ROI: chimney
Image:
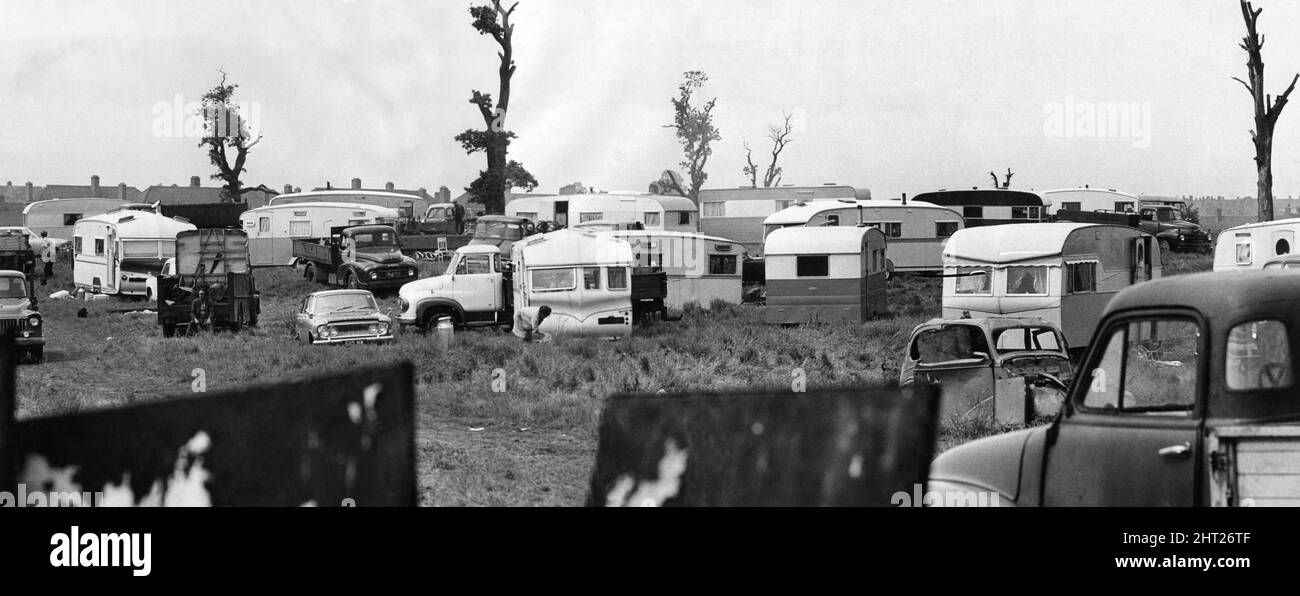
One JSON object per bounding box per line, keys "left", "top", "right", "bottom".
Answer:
{"left": 190, "top": 176, "right": 201, "bottom": 188}
{"left": 284, "top": 184, "right": 293, "bottom": 194}
{"left": 385, "top": 181, "right": 395, "bottom": 190}
{"left": 118, "top": 183, "right": 126, "bottom": 200}
{"left": 25, "top": 182, "right": 33, "bottom": 202}
{"left": 901, "top": 192, "right": 908, "bottom": 205}
{"left": 351, "top": 178, "right": 362, "bottom": 190}
{"left": 91, "top": 174, "right": 101, "bottom": 196}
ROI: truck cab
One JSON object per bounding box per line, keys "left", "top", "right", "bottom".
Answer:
{"left": 1136, "top": 205, "right": 1212, "bottom": 254}
{"left": 0, "top": 270, "right": 43, "bottom": 362}
{"left": 929, "top": 272, "right": 1300, "bottom": 506}
{"left": 396, "top": 245, "right": 511, "bottom": 331}
{"left": 297, "top": 225, "right": 419, "bottom": 290}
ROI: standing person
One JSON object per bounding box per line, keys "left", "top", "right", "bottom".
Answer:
{"left": 190, "top": 287, "right": 213, "bottom": 334}
{"left": 39, "top": 232, "right": 55, "bottom": 285}
{"left": 512, "top": 305, "right": 552, "bottom": 343}
{"left": 453, "top": 201, "right": 466, "bottom": 235}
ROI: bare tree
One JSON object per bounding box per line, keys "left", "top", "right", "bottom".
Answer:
{"left": 988, "top": 168, "right": 1014, "bottom": 189}
{"left": 1233, "top": 0, "right": 1298, "bottom": 222}
{"left": 743, "top": 113, "right": 795, "bottom": 188}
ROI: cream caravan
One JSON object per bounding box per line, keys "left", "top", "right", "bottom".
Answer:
{"left": 1042, "top": 188, "right": 1139, "bottom": 215}
{"left": 73, "top": 209, "right": 196, "bottom": 296}
{"left": 240, "top": 202, "right": 401, "bottom": 267}
{"left": 505, "top": 193, "right": 698, "bottom": 232}
{"left": 23, "top": 197, "right": 128, "bottom": 240}
{"left": 1212, "top": 218, "right": 1300, "bottom": 272}
{"left": 511, "top": 229, "right": 635, "bottom": 338}
{"left": 269, "top": 190, "right": 428, "bottom": 221}
{"left": 762, "top": 199, "right": 963, "bottom": 273}
{"left": 762, "top": 226, "right": 889, "bottom": 325}
{"left": 942, "top": 223, "right": 1160, "bottom": 351}
{"left": 597, "top": 230, "right": 746, "bottom": 310}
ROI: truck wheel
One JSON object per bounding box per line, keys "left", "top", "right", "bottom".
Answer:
{"left": 422, "top": 310, "right": 457, "bottom": 333}
{"left": 146, "top": 288, "right": 154, "bottom": 302}
{"left": 345, "top": 273, "right": 360, "bottom": 289}
{"left": 28, "top": 347, "right": 43, "bottom": 364}
{"left": 304, "top": 264, "right": 316, "bottom": 282}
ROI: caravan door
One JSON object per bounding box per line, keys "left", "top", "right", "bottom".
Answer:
{"left": 106, "top": 229, "right": 119, "bottom": 293}
{"left": 1271, "top": 229, "right": 1295, "bottom": 258}
{"left": 250, "top": 215, "right": 274, "bottom": 266}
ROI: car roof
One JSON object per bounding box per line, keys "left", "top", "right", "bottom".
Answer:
{"left": 1107, "top": 271, "right": 1300, "bottom": 317}
{"left": 918, "top": 316, "right": 1059, "bottom": 333}
{"left": 308, "top": 289, "right": 375, "bottom": 298}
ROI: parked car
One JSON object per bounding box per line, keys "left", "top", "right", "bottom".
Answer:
{"left": 294, "top": 289, "right": 393, "bottom": 345}
{"left": 928, "top": 271, "right": 1300, "bottom": 506}
{"left": 0, "top": 270, "right": 43, "bottom": 363}
{"left": 1262, "top": 252, "right": 1300, "bottom": 270}
{"left": 900, "top": 317, "right": 1071, "bottom": 425}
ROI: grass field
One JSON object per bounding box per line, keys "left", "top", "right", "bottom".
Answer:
{"left": 15, "top": 251, "right": 1214, "bottom": 506}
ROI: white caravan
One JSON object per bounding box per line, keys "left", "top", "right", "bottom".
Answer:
{"left": 762, "top": 199, "right": 963, "bottom": 273}
{"left": 23, "top": 197, "right": 129, "bottom": 241}
{"left": 239, "top": 202, "right": 401, "bottom": 267}
{"left": 505, "top": 193, "right": 698, "bottom": 232}
{"left": 1213, "top": 218, "right": 1300, "bottom": 272}
{"left": 597, "top": 230, "right": 746, "bottom": 309}
{"left": 73, "top": 209, "right": 196, "bottom": 296}
{"left": 1042, "top": 188, "right": 1140, "bottom": 215}
{"left": 269, "top": 190, "right": 429, "bottom": 221}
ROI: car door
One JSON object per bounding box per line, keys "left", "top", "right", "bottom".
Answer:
{"left": 908, "top": 324, "right": 997, "bottom": 419}
{"left": 1042, "top": 313, "right": 1203, "bottom": 506}
{"left": 451, "top": 254, "right": 499, "bottom": 316}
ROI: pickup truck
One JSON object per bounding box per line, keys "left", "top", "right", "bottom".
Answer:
{"left": 156, "top": 229, "right": 259, "bottom": 337}
{"left": 396, "top": 230, "right": 660, "bottom": 334}
{"left": 1055, "top": 206, "right": 1212, "bottom": 256}
{"left": 928, "top": 271, "right": 1300, "bottom": 506}
{"left": 294, "top": 225, "right": 419, "bottom": 290}
{"left": 0, "top": 270, "right": 43, "bottom": 362}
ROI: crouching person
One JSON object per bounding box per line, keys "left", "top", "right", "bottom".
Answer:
{"left": 513, "top": 305, "right": 552, "bottom": 343}
{"left": 190, "top": 286, "right": 213, "bottom": 334}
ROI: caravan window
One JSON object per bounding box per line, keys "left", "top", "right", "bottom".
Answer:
{"left": 607, "top": 267, "right": 628, "bottom": 290}
{"left": 122, "top": 240, "right": 159, "bottom": 258}
{"left": 63, "top": 213, "right": 82, "bottom": 226}
{"left": 579, "top": 212, "right": 602, "bottom": 223}
{"left": 963, "top": 206, "right": 983, "bottom": 219}
{"left": 1067, "top": 261, "right": 1098, "bottom": 294}
{"left": 679, "top": 212, "right": 692, "bottom": 226}
{"left": 936, "top": 221, "right": 960, "bottom": 238}
{"left": 954, "top": 267, "right": 992, "bottom": 295}
{"left": 1060, "top": 202, "right": 1081, "bottom": 212}
{"left": 644, "top": 212, "right": 661, "bottom": 227}
{"left": 796, "top": 256, "right": 829, "bottom": 277}
{"left": 289, "top": 221, "right": 311, "bottom": 237}
{"left": 515, "top": 211, "right": 537, "bottom": 221}
{"left": 708, "top": 254, "right": 738, "bottom": 275}
{"left": 1007, "top": 266, "right": 1048, "bottom": 295}
{"left": 701, "top": 202, "right": 725, "bottom": 218}
{"left": 1235, "top": 235, "right": 1253, "bottom": 266}
{"left": 94, "top": 238, "right": 105, "bottom": 256}
{"left": 74, "top": 237, "right": 83, "bottom": 255}
{"left": 258, "top": 217, "right": 271, "bottom": 233}
{"left": 879, "top": 222, "right": 902, "bottom": 238}
{"left": 531, "top": 268, "right": 575, "bottom": 292}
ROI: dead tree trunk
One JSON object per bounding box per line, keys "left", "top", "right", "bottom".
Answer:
{"left": 1235, "top": 1, "right": 1298, "bottom": 223}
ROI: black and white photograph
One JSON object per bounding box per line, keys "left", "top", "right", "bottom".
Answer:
{"left": 0, "top": 0, "right": 1297, "bottom": 580}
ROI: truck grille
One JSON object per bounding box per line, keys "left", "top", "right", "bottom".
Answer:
{"left": 0, "top": 319, "right": 31, "bottom": 335}
{"left": 375, "top": 269, "right": 408, "bottom": 280}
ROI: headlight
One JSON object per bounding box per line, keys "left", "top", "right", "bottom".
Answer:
{"left": 328, "top": 326, "right": 339, "bottom": 337}
{"left": 379, "top": 322, "right": 390, "bottom": 334}
{"left": 399, "top": 298, "right": 409, "bottom": 312}
{"left": 316, "top": 325, "right": 328, "bottom": 337}
{"left": 370, "top": 271, "right": 378, "bottom": 280}
{"left": 1179, "top": 234, "right": 1186, "bottom": 241}
{"left": 28, "top": 316, "right": 40, "bottom": 327}
{"left": 408, "top": 268, "right": 416, "bottom": 277}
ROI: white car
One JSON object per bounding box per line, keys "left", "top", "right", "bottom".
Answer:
{"left": 145, "top": 258, "right": 176, "bottom": 303}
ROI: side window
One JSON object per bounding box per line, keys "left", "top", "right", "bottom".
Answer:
{"left": 644, "top": 212, "right": 662, "bottom": 227}
{"left": 94, "top": 238, "right": 105, "bottom": 256}
{"left": 457, "top": 255, "right": 492, "bottom": 274}
{"left": 259, "top": 217, "right": 271, "bottom": 233}
{"left": 708, "top": 255, "right": 737, "bottom": 275}
{"left": 796, "top": 255, "right": 829, "bottom": 277}
{"left": 74, "top": 236, "right": 83, "bottom": 255}
{"left": 1067, "top": 261, "right": 1098, "bottom": 294}
{"left": 1226, "top": 320, "right": 1293, "bottom": 391}
{"left": 1083, "top": 319, "right": 1200, "bottom": 412}
{"left": 583, "top": 267, "right": 601, "bottom": 290}
{"left": 954, "top": 267, "right": 992, "bottom": 295}
{"left": 607, "top": 267, "right": 628, "bottom": 291}
{"left": 1235, "top": 235, "right": 1253, "bottom": 265}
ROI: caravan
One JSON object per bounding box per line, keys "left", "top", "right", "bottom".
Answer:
{"left": 239, "top": 202, "right": 401, "bottom": 267}
{"left": 912, "top": 189, "right": 1051, "bottom": 227}
{"left": 1043, "top": 188, "right": 1139, "bottom": 215}
{"left": 505, "top": 193, "right": 698, "bottom": 232}
{"left": 942, "top": 223, "right": 1159, "bottom": 351}
{"left": 23, "top": 198, "right": 128, "bottom": 241}
{"left": 269, "top": 190, "right": 429, "bottom": 221}
{"left": 1212, "top": 218, "right": 1300, "bottom": 272}
{"left": 762, "top": 226, "right": 889, "bottom": 325}
{"left": 73, "top": 209, "right": 196, "bottom": 296}
{"left": 762, "top": 199, "right": 963, "bottom": 273}
{"left": 597, "top": 230, "right": 746, "bottom": 309}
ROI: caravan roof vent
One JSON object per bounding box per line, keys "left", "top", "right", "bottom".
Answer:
{"left": 117, "top": 215, "right": 136, "bottom": 223}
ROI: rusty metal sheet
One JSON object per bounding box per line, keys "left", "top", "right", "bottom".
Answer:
{"left": 4, "top": 357, "right": 415, "bottom": 507}
{"left": 588, "top": 385, "right": 939, "bottom": 507}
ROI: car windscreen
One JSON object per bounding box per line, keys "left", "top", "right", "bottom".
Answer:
{"left": 994, "top": 326, "right": 1064, "bottom": 354}
{"left": 0, "top": 277, "right": 26, "bottom": 299}
{"left": 475, "top": 221, "right": 523, "bottom": 240}
{"left": 352, "top": 231, "right": 398, "bottom": 248}
{"left": 314, "top": 293, "right": 376, "bottom": 314}
{"left": 911, "top": 325, "right": 991, "bottom": 364}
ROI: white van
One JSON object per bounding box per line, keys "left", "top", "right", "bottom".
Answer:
{"left": 73, "top": 209, "right": 196, "bottom": 296}
{"left": 239, "top": 202, "right": 401, "bottom": 267}
{"left": 1212, "top": 218, "right": 1300, "bottom": 272}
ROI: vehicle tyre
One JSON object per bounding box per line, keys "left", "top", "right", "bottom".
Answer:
{"left": 345, "top": 272, "right": 360, "bottom": 289}
{"left": 146, "top": 288, "right": 154, "bottom": 302}
{"left": 29, "top": 347, "right": 43, "bottom": 364}
{"left": 304, "top": 264, "right": 316, "bottom": 282}
{"left": 422, "top": 309, "right": 457, "bottom": 333}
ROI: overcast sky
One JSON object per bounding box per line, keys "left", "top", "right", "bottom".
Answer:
{"left": 2, "top": 0, "right": 1299, "bottom": 199}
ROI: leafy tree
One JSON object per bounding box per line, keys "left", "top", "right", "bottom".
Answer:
{"left": 664, "top": 71, "right": 721, "bottom": 201}
{"left": 454, "top": 1, "right": 537, "bottom": 214}
{"left": 198, "top": 70, "right": 264, "bottom": 202}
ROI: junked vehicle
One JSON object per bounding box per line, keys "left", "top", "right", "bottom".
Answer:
{"left": 293, "top": 225, "right": 418, "bottom": 291}
{"left": 156, "top": 229, "right": 259, "bottom": 337}
{"left": 0, "top": 270, "right": 43, "bottom": 363}
{"left": 899, "top": 317, "right": 1071, "bottom": 425}
{"left": 928, "top": 271, "right": 1300, "bottom": 506}
{"left": 1262, "top": 253, "right": 1300, "bottom": 270}
{"left": 295, "top": 289, "right": 394, "bottom": 345}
